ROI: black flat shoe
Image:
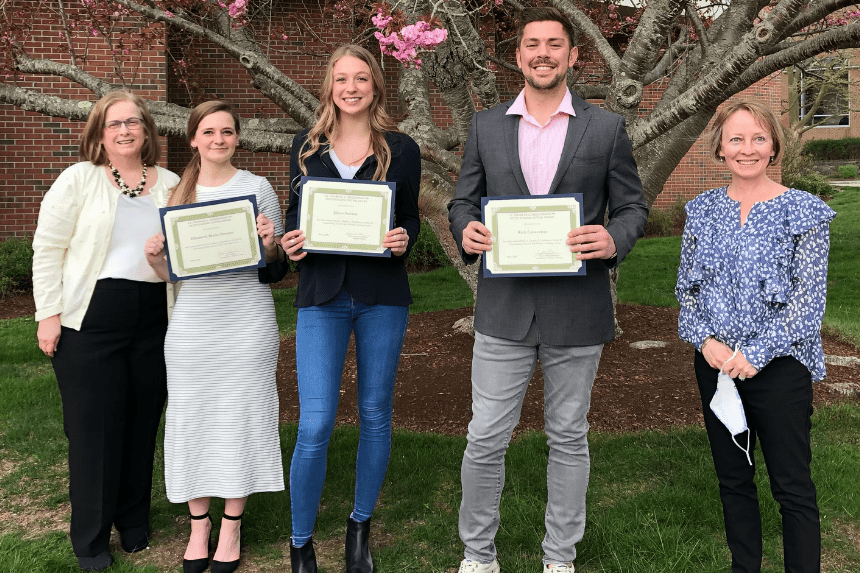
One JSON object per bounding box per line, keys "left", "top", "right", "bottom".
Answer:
{"left": 289, "top": 537, "right": 317, "bottom": 573}
{"left": 119, "top": 524, "right": 150, "bottom": 553}
{"left": 77, "top": 550, "right": 114, "bottom": 572}
{"left": 210, "top": 512, "right": 243, "bottom": 573}
{"left": 346, "top": 516, "right": 373, "bottom": 573}
{"left": 184, "top": 512, "right": 213, "bottom": 573}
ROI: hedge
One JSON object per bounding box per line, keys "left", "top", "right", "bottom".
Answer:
{"left": 802, "top": 137, "right": 860, "bottom": 161}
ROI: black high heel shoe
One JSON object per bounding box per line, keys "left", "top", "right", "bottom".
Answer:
{"left": 211, "top": 512, "right": 243, "bottom": 573}
{"left": 183, "top": 512, "right": 213, "bottom": 573}
{"left": 290, "top": 537, "right": 317, "bottom": 573}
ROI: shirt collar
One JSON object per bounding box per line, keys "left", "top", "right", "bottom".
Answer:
{"left": 506, "top": 88, "right": 576, "bottom": 123}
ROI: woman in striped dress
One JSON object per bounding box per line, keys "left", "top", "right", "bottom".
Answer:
{"left": 144, "top": 100, "right": 286, "bottom": 573}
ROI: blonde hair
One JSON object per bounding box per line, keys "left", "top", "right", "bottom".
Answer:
{"left": 708, "top": 100, "right": 784, "bottom": 164}
{"left": 297, "top": 44, "right": 398, "bottom": 184}
{"left": 79, "top": 90, "right": 160, "bottom": 166}
{"left": 169, "top": 100, "right": 241, "bottom": 206}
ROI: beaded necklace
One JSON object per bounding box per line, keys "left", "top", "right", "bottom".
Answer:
{"left": 109, "top": 162, "right": 148, "bottom": 197}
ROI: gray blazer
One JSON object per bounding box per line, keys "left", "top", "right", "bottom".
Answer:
{"left": 448, "top": 92, "right": 648, "bottom": 346}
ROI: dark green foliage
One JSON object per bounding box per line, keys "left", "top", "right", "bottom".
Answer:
{"left": 802, "top": 137, "right": 860, "bottom": 161}
{"left": 837, "top": 164, "right": 858, "bottom": 178}
{"left": 0, "top": 238, "right": 34, "bottom": 296}
{"left": 643, "top": 197, "right": 687, "bottom": 238}
{"left": 783, "top": 173, "right": 836, "bottom": 197}
{"left": 405, "top": 219, "right": 450, "bottom": 272}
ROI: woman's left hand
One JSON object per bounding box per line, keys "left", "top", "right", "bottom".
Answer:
{"left": 257, "top": 213, "right": 275, "bottom": 247}
{"left": 721, "top": 351, "right": 759, "bottom": 381}
{"left": 383, "top": 227, "right": 409, "bottom": 257}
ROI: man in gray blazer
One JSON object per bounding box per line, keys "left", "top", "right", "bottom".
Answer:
{"left": 448, "top": 7, "right": 648, "bottom": 573}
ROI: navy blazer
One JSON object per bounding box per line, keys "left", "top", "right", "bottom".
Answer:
{"left": 448, "top": 92, "right": 649, "bottom": 346}
{"left": 286, "top": 130, "right": 421, "bottom": 308}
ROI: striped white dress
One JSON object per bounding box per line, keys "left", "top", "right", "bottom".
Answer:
{"left": 164, "top": 170, "right": 285, "bottom": 502}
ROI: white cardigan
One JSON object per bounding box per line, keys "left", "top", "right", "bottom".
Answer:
{"left": 32, "top": 162, "right": 180, "bottom": 329}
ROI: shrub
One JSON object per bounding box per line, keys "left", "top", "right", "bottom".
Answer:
{"left": 801, "top": 137, "right": 860, "bottom": 161}
{"left": 782, "top": 130, "right": 815, "bottom": 185}
{"left": 406, "top": 220, "right": 450, "bottom": 272}
{"left": 784, "top": 173, "right": 836, "bottom": 197}
{"left": 644, "top": 196, "right": 688, "bottom": 238}
{"left": 837, "top": 164, "right": 858, "bottom": 178}
{"left": 0, "top": 237, "right": 34, "bottom": 297}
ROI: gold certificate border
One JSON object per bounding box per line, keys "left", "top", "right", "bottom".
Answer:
{"left": 166, "top": 201, "right": 259, "bottom": 278}
{"left": 300, "top": 180, "right": 392, "bottom": 254}
{"left": 485, "top": 199, "right": 582, "bottom": 275}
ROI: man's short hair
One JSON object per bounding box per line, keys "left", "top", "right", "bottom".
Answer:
{"left": 515, "top": 7, "right": 580, "bottom": 49}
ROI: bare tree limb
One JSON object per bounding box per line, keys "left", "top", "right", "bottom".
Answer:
{"left": 551, "top": 0, "right": 622, "bottom": 73}
{"left": 686, "top": 0, "right": 709, "bottom": 60}
{"left": 13, "top": 55, "right": 112, "bottom": 95}
{"left": 110, "top": 0, "right": 319, "bottom": 124}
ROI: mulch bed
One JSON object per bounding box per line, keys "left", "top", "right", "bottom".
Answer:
{"left": 4, "top": 292, "right": 858, "bottom": 435}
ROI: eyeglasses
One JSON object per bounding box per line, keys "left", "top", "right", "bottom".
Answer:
{"left": 104, "top": 117, "right": 143, "bottom": 131}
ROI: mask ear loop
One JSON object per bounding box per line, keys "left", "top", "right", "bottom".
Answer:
{"left": 719, "top": 344, "right": 753, "bottom": 466}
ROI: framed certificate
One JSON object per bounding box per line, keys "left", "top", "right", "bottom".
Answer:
{"left": 481, "top": 194, "right": 585, "bottom": 277}
{"left": 298, "top": 176, "right": 395, "bottom": 257}
{"left": 159, "top": 195, "right": 265, "bottom": 282}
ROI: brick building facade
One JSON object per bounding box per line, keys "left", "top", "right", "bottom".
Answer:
{"left": 0, "top": 4, "right": 783, "bottom": 237}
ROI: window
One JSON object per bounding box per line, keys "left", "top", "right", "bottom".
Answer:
{"left": 798, "top": 60, "right": 850, "bottom": 127}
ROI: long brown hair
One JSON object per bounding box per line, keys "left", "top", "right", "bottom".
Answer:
{"left": 297, "top": 44, "right": 398, "bottom": 184}
{"left": 169, "top": 100, "right": 241, "bottom": 206}
{"left": 79, "top": 90, "right": 160, "bottom": 166}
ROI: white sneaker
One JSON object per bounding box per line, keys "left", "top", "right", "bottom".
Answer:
{"left": 543, "top": 563, "right": 574, "bottom": 572}
{"left": 458, "top": 558, "right": 501, "bottom": 573}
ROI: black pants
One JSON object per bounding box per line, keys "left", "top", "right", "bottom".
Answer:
{"left": 695, "top": 352, "right": 820, "bottom": 573}
{"left": 52, "top": 279, "right": 168, "bottom": 559}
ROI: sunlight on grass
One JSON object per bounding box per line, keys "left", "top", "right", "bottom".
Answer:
{"left": 823, "top": 187, "right": 860, "bottom": 346}
{"left": 617, "top": 236, "right": 682, "bottom": 308}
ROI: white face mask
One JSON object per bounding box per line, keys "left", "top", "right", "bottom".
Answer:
{"left": 709, "top": 348, "right": 752, "bottom": 466}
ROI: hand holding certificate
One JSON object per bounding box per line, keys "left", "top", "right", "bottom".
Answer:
{"left": 481, "top": 194, "right": 585, "bottom": 277}
{"left": 297, "top": 176, "right": 395, "bottom": 256}
{"left": 159, "top": 195, "right": 265, "bottom": 281}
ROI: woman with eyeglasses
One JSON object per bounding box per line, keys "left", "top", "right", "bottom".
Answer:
{"left": 32, "top": 90, "right": 179, "bottom": 571}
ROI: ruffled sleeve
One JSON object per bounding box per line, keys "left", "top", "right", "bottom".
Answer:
{"left": 740, "top": 191, "right": 835, "bottom": 378}
{"left": 676, "top": 188, "right": 721, "bottom": 349}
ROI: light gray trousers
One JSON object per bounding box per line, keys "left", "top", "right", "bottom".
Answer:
{"left": 459, "top": 321, "right": 603, "bottom": 565}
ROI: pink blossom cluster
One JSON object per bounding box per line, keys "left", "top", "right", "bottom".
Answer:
{"left": 825, "top": 10, "right": 860, "bottom": 26}
{"left": 228, "top": 0, "right": 248, "bottom": 19}
{"left": 373, "top": 10, "right": 447, "bottom": 69}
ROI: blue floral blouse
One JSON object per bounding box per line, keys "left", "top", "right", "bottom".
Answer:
{"left": 676, "top": 187, "right": 836, "bottom": 381}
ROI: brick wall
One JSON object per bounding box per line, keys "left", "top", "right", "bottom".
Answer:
{"left": 0, "top": 9, "right": 169, "bottom": 237}
{"left": 0, "top": 4, "right": 787, "bottom": 236}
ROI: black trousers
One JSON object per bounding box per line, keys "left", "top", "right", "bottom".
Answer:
{"left": 695, "top": 352, "right": 820, "bottom": 573}
{"left": 51, "top": 279, "right": 168, "bottom": 559}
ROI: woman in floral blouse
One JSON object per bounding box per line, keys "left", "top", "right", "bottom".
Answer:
{"left": 676, "top": 100, "right": 835, "bottom": 573}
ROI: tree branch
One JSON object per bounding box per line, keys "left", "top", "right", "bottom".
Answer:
{"left": 551, "top": 0, "right": 622, "bottom": 73}
{"left": 622, "top": 0, "right": 687, "bottom": 81}
{"left": 0, "top": 84, "right": 295, "bottom": 152}
{"left": 13, "top": 55, "right": 112, "bottom": 95}
{"left": 111, "top": 0, "right": 318, "bottom": 125}
{"left": 734, "top": 22, "right": 860, "bottom": 95}
{"left": 628, "top": 0, "right": 809, "bottom": 148}
{"left": 686, "top": 0, "right": 709, "bottom": 60}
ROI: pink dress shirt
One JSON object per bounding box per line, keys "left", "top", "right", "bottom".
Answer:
{"left": 506, "top": 89, "right": 576, "bottom": 195}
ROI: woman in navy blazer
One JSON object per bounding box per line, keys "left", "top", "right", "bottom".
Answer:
{"left": 281, "top": 44, "right": 420, "bottom": 573}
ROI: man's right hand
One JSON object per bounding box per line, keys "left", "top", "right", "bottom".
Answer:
{"left": 463, "top": 221, "right": 493, "bottom": 255}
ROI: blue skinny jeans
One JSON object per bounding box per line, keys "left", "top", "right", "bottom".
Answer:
{"left": 290, "top": 290, "right": 408, "bottom": 546}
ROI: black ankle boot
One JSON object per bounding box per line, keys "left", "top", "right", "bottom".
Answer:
{"left": 345, "top": 516, "right": 373, "bottom": 573}
{"left": 290, "top": 538, "right": 317, "bottom": 573}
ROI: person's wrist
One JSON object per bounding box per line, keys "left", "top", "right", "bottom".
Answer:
{"left": 701, "top": 335, "right": 715, "bottom": 352}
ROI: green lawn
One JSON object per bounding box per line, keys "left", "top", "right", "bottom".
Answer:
{"left": 2, "top": 187, "right": 859, "bottom": 571}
